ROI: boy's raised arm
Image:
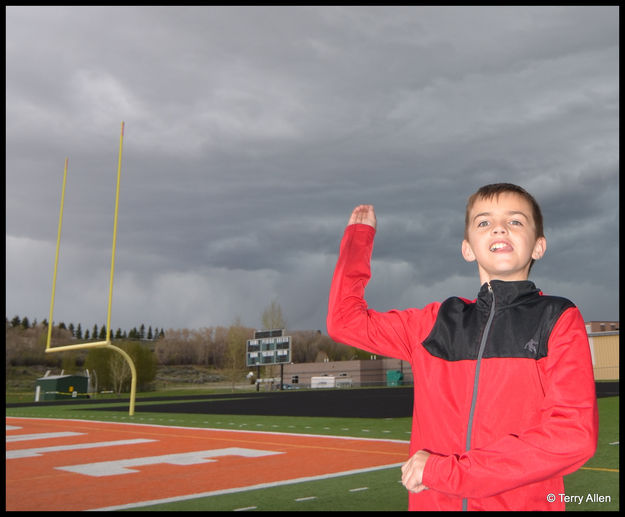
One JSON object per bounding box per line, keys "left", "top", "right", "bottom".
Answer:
{"left": 327, "top": 205, "right": 438, "bottom": 363}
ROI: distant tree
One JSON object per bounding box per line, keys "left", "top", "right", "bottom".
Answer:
{"left": 76, "top": 323, "right": 82, "bottom": 339}
{"left": 226, "top": 317, "right": 249, "bottom": 391}
{"left": 61, "top": 352, "right": 83, "bottom": 373}
{"left": 92, "top": 324, "right": 98, "bottom": 340}
{"left": 211, "top": 326, "right": 229, "bottom": 369}
{"left": 109, "top": 348, "right": 131, "bottom": 394}
{"left": 147, "top": 326, "right": 153, "bottom": 340}
{"left": 11, "top": 315, "right": 21, "bottom": 328}
{"left": 21, "top": 317, "right": 30, "bottom": 329}
{"left": 99, "top": 325, "right": 107, "bottom": 340}
{"left": 85, "top": 340, "right": 157, "bottom": 393}
{"left": 84, "top": 329, "right": 90, "bottom": 340}
{"left": 68, "top": 323, "right": 75, "bottom": 337}
{"left": 261, "top": 299, "right": 287, "bottom": 330}
{"left": 139, "top": 324, "right": 145, "bottom": 340}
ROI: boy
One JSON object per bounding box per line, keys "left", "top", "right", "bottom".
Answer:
{"left": 326, "top": 183, "right": 598, "bottom": 511}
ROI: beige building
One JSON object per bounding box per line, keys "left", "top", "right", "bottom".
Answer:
{"left": 585, "top": 322, "right": 619, "bottom": 381}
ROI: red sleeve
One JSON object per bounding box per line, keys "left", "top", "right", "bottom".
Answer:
{"left": 422, "top": 306, "right": 599, "bottom": 498}
{"left": 326, "top": 224, "right": 439, "bottom": 362}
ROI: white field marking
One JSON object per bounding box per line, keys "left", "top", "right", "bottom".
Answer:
{"left": 295, "top": 496, "right": 317, "bottom": 502}
{"left": 6, "top": 425, "right": 21, "bottom": 431}
{"left": 56, "top": 448, "right": 284, "bottom": 477}
{"left": 6, "top": 431, "right": 84, "bottom": 442}
{"left": 234, "top": 507, "right": 258, "bottom": 511}
{"left": 7, "top": 438, "right": 156, "bottom": 459}
{"left": 349, "top": 487, "right": 369, "bottom": 492}
{"left": 5, "top": 417, "right": 409, "bottom": 445}
{"left": 88, "top": 462, "right": 405, "bottom": 511}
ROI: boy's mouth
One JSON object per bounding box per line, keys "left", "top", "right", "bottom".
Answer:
{"left": 490, "top": 241, "right": 513, "bottom": 252}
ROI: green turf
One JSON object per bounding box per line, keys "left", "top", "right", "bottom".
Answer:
{"left": 563, "top": 395, "right": 619, "bottom": 511}
{"left": 6, "top": 394, "right": 618, "bottom": 511}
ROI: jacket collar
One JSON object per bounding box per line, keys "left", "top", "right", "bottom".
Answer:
{"left": 477, "top": 280, "right": 540, "bottom": 310}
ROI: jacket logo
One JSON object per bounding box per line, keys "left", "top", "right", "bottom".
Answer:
{"left": 523, "top": 338, "right": 538, "bottom": 354}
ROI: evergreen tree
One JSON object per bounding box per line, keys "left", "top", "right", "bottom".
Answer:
{"left": 76, "top": 323, "right": 83, "bottom": 339}
{"left": 92, "top": 324, "right": 98, "bottom": 340}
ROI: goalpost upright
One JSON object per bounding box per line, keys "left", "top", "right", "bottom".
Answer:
{"left": 45, "top": 121, "right": 137, "bottom": 416}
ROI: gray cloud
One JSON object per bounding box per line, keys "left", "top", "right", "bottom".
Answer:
{"left": 6, "top": 6, "right": 618, "bottom": 333}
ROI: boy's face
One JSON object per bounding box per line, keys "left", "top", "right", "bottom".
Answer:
{"left": 462, "top": 192, "right": 546, "bottom": 284}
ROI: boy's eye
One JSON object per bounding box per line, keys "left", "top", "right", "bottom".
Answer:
{"left": 509, "top": 220, "right": 522, "bottom": 226}
{"left": 477, "top": 220, "right": 489, "bottom": 227}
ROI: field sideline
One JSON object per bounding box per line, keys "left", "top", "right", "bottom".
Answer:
{"left": 5, "top": 389, "right": 619, "bottom": 511}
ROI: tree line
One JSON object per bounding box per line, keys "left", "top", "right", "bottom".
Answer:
{"left": 7, "top": 315, "right": 164, "bottom": 342}
{"left": 5, "top": 307, "right": 371, "bottom": 394}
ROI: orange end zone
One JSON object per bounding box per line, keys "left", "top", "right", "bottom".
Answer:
{"left": 6, "top": 417, "right": 409, "bottom": 511}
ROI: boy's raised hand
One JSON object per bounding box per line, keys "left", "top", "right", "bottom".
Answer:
{"left": 348, "top": 204, "right": 377, "bottom": 230}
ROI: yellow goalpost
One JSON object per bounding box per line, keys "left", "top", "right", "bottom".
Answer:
{"left": 45, "top": 121, "right": 137, "bottom": 416}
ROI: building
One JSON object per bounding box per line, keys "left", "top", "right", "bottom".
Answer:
{"left": 586, "top": 321, "right": 619, "bottom": 332}
{"left": 280, "top": 357, "right": 413, "bottom": 388}
{"left": 585, "top": 321, "right": 619, "bottom": 381}
{"left": 35, "top": 374, "right": 90, "bottom": 401}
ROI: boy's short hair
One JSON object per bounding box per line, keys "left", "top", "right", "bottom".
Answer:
{"left": 465, "top": 183, "right": 544, "bottom": 272}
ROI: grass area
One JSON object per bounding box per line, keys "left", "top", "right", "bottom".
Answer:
{"left": 564, "top": 395, "right": 619, "bottom": 511}
{"left": 5, "top": 392, "right": 618, "bottom": 511}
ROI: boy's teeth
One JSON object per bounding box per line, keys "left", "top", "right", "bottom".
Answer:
{"left": 490, "top": 243, "right": 507, "bottom": 251}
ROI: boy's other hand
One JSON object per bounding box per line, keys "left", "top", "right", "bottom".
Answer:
{"left": 348, "top": 204, "right": 377, "bottom": 230}
{"left": 401, "top": 449, "right": 431, "bottom": 494}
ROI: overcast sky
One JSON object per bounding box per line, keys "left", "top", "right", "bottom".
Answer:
{"left": 6, "top": 6, "right": 619, "bottom": 335}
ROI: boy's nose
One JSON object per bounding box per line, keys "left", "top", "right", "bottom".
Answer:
{"left": 492, "top": 223, "right": 507, "bottom": 234}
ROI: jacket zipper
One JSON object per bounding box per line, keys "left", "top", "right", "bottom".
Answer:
{"left": 462, "top": 282, "right": 496, "bottom": 511}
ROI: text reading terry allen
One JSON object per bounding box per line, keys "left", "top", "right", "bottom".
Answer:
{"left": 547, "top": 493, "right": 611, "bottom": 504}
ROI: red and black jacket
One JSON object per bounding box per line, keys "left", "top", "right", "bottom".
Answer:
{"left": 327, "top": 224, "right": 598, "bottom": 511}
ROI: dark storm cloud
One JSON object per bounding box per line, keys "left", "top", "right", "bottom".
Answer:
{"left": 6, "top": 6, "right": 618, "bottom": 332}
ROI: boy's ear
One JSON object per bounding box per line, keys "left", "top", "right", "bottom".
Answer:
{"left": 532, "top": 236, "right": 547, "bottom": 260}
{"left": 462, "top": 239, "right": 476, "bottom": 262}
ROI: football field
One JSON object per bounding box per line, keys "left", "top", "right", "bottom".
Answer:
{"left": 5, "top": 389, "right": 618, "bottom": 511}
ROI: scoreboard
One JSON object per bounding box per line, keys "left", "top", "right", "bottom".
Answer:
{"left": 246, "top": 329, "right": 291, "bottom": 366}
